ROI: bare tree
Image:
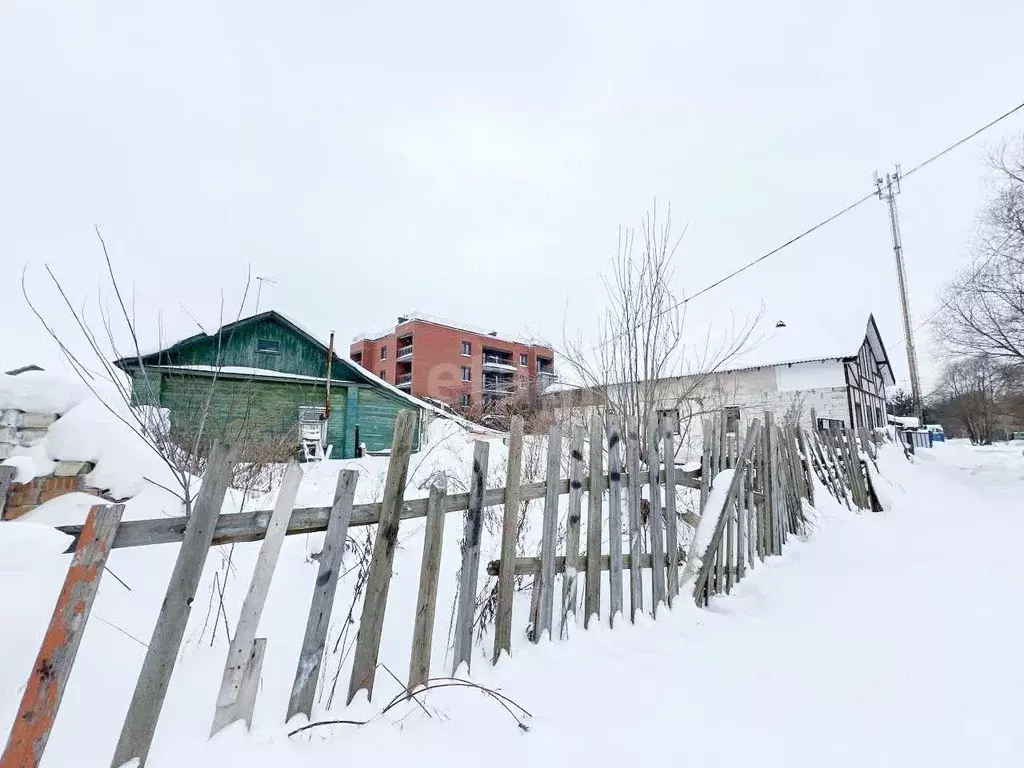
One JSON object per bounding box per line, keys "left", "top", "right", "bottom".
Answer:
{"left": 935, "top": 136, "right": 1024, "bottom": 364}
{"left": 22, "top": 230, "right": 285, "bottom": 515}
{"left": 931, "top": 355, "right": 1009, "bottom": 444}
{"left": 559, "top": 202, "right": 761, "bottom": 453}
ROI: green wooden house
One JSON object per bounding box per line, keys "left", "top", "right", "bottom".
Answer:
{"left": 115, "top": 311, "right": 423, "bottom": 459}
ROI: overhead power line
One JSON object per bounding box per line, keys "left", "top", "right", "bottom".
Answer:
{"left": 675, "top": 97, "right": 1024, "bottom": 311}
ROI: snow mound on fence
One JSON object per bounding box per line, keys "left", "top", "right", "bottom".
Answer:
{"left": 0, "top": 370, "right": 89, "bottom": 414}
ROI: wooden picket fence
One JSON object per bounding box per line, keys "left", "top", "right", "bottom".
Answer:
{"left": 1, "top": 408, "right": 886, "bottom": 768}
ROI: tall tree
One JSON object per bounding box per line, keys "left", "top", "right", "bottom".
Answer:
{"left": 935, "top": 135, "right": 1024, "bottom": 364}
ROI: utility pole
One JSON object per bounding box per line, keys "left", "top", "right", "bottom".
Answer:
{"left": 874, "top": 164, "right": 924, "bottom": 424}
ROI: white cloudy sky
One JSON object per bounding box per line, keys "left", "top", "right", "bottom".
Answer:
{"left": 3, "top": 1, "right": 1023, "bottom": 392}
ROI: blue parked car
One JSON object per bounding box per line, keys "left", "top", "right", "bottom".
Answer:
{"left": 926, "top": 424, "right": 946, "bottom": 443}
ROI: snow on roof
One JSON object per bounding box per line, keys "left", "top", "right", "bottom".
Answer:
{"left": 149, "top": 364, "right": 340, "bottom": 384}
{"left": 545, "top": 304, "right": 895, "bottom": 395}
{"left": 352, "top": 311, "right": 551, "bottom": 349}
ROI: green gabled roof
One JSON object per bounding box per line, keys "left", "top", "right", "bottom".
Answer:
{"left": 113, "top": 309, "right": 437, "bottom": 413}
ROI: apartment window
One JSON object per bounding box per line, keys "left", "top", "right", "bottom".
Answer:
{"left": 379, "top": 370, "right": 386, "bottom": 381}
{"left": 657, "top": 408, "right": 680, "bottom": 435}
{"left": 255, "top": 338, "right": 280, "bottom": 354}
{"left": 380, "top": 346, "right": 388, "bottom": 360}
{"left": 461, "top": 366, "right": 471, "bottom": 382}
{"left": 459, "top": 393, "right": 471, "bottom": 408}
{"left": 520, "top": 353, "right": 528, "bottom": 366}
{"left": 461, "top": 341, "right": 472, "bottom": 356}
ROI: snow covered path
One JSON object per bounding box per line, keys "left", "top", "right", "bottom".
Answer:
{"left": 4, "top": 442, "right": 1023, "bottom": 767}
{"left": 179, "top": 442, "right": 1024, "bottom": 768}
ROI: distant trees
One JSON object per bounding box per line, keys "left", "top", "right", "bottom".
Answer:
{"left": 929, "top": 355, "right": 1020, "bottom": 444}
{"left": 888, "top": 388, "right": 915, "bottom": 418}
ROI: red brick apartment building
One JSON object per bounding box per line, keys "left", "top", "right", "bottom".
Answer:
{"left": 350, "top": 313, "right": 555, "bottom": 412}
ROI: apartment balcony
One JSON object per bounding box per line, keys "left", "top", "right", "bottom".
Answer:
{"left": 538, "top": 371, "right": 558, "bottom": 390}
{"left": 397, "top": 344, "right": 413, "bottom": 361}
{"left": 482, "top": 353, "right": 517, "bottom": 373}
{"left": 396, "top": 373, "right": 413, "bottom": 389}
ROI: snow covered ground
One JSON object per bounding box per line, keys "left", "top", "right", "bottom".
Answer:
{"left": 3, "top": 437, "right": 1023, "bottom": 767}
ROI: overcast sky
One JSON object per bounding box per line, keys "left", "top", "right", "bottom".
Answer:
{"left": 3, "top": 1, "right": 1024, "bottom": 393}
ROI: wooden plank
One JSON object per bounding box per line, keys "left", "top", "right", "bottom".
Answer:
{"left": 0, "top": 464, "right": 16, "bottom": 519}
{"left": 231, "top": 637, "right": 267, "bottom": 731}
{"left": 795, "top": 427, "right": 816, "bottom": 507}
{"left": 488, "top": 551, "right": 672, "bottom": 578}
{"left": 646, "top": 409, "right": 666, "bottom": 613}
{"left": 584, "top": 414, "right": 603, "bottom": 629}
{"left": 213, "top": 460, "right": 303, "bottom": 735}
{"left": 605, "top": 414, "right": 624, "bottom": 627}
{"left": 718, "top": 410, "right": 727, "bottom": 473}
{"left": 662, "top": 415, "right": 680, "bottom": 604}
{"left": 725, "top": 493, "right": 736, "bottom": 594}
{"left": 699, "top": 419, "right": 712, "bottom": 511}
{"left": 57, "top": 467, "right": 702, "bottom": 554}
{"left": 1, "top": 504, "right": 123, "bottom": 768}
{"left": 625, "top": 415, "right": 644, "bottom": 622}
{"left": 493, "top": 417, "right": 524, "bottom": 663}
{"left": 287, "top": 469, "right": 359, "bottom": 721}
{"left": 560, "top": 424, "right": 585, "bottom": 639}
{"left": 735, "top": 468, "right": 746, "bottom": 582}
{"left": 534, "top": 424, "right": 562, "bottom": 643}
{"left": 692, "top": 420, "right": 761, "bottom": 603}
{"left": 347, "top": 410, "right": 416, "bottom": 703}
{"left": 452, "top": 439, "right": 490, "bottom": 673}
{"left": 746, "top": 466, "right": 756, "bottom": 569}
{"left": 111, "top": 442, "right": 237, "bottom": 768}
{"left": 409, "top": 475, "right": 448, "bottom": 686}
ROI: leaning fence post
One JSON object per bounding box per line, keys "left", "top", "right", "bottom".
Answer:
{"left": 493, "top": 417, "right": 524, "bottom": 662}
{"left": 605, "top": 415, "right": 624, "bottom": 627}
{"left": 533, "top": 424, "right": 562, "bottom": 642}
{"left": 1, "top": 503, "right": 124, "bottom": 768}
{"left": 213, "top": 460, "right": 303, "bottom": 735}
{"left": 452, "top": 439, "right": 491, "bottom": 673}
{"left": 111, "top": 442, "right": 237, "bottom": 768}
{"left": 624, "top": 415, "right": 644, "bottom": 622}
{"left": 584, "top": 413, "right": 604, "bottom": 629}
{"left": 560, "top": 424, "right": 585, "bottom": 639}
{"left": 645, "top": 409, "right": 667, "bottom": 613}
{"left": 288, "top": 468, "right": 359, "bottom": 722}
{"left": 347, "top": 410, "right": 416, "bottom": 703}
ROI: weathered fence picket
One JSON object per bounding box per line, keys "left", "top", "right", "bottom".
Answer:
{"left": 561, "top": 425, "right": 585, "bottom": 638}
{"left": 646, "top": 410, "right": 667, "bottom": 613}
{"left": 584, "top": 414, "right": 603, "bottom": 628}
{"left": 493, "top": 417, "right": 524, "bottom": 662}
{"left": 534, "top": 423, "right": 562, "bottom": 642}
{"left": 625, "top": 416, "right": 644, "bottom": 622}
{"left": 605, "top": 415, "right": 624, "bottom": 626}
{"left": 1, "top": 504, "right": 124, "bottom": 768}
{"left": 288, "top": 469, "right": 359, "bottom": 721}
{"left": 112, "top": 442, "right": 237, "bottom": 768}
{"left": 662, "top": 415, "right": 680, "bottom": 604}
{"left": 453, "top": 439, "right": 490, "bottom": 674}
{"left": 347, "top": 410, "right": 416, "bottom": 702}
{"left": 213, "top": 460, "right": 303, "bottom": 735}
{"left": 409, "top": 475, "right": 449, "bottom": 687}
